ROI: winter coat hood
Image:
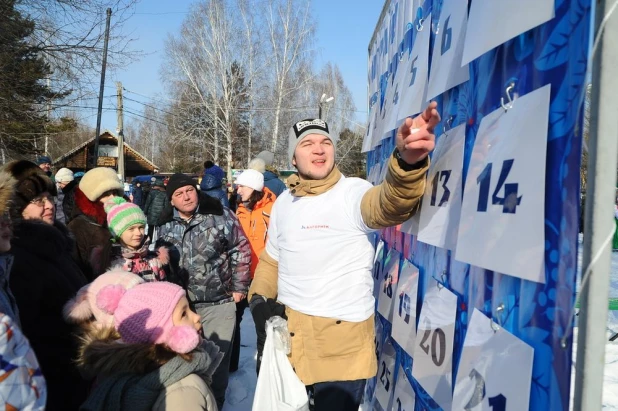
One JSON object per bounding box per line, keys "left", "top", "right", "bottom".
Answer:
{"left": 263, "top": 170, "right": 279, "bottom": 182}
{"left": 78, "top": 327, "right": 223, "bottom": 411}
{"left": 262, "top": 170, "right": 287, "bottom": 197}
{"left": 200, "top": 174, "right": 222, "bottom": 190}
{"left": 73, "top": 186, "right": 108, "bottom": 226}
{"left": 158, "top": 192, "right": 224, "bottom": 225}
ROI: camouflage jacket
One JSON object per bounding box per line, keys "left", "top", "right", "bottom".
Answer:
{"left": 157, "top": 193, "right": 251, "bottom": 304}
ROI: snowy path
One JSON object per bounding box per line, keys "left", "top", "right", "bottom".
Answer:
{"left": 222, "top": 311, "right": 257, "bottom": 411}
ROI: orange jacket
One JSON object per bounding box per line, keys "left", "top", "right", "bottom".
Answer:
{"left": 236, "top": 187, "right": 276, "bottom": 278}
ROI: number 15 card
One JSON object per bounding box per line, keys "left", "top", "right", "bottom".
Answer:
{"left": 455, "top": 84, "right": 550, "bottom": 284}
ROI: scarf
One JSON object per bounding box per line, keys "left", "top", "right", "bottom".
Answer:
{"left": 286, "top": 166, "right": 342, "bottom": 197}
{"left": 80, "top": 340, "right": 223, "bottom": 411}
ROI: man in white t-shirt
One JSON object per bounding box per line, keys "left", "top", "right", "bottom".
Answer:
{"left": 249, "top": 102, "right": 440, "bottom": 411}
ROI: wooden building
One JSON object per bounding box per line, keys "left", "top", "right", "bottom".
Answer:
{"left": 53, "top": 131, "right": 158, "bottom": 179}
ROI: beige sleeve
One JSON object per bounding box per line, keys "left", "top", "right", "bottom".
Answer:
{"left": 248, "top": 250, "right": 279, "bottom": 301}
{"left": 360, "top": 152, "right": 429, "bottom": 230}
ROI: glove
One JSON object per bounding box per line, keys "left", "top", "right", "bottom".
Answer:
{"left": 250, "top": 295, "right": 286, "bottom": 375}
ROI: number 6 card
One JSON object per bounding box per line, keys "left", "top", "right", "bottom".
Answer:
{"left": 455, "top": 84, "right": 550, "bottom": 284}
{"left": 412, "top": 278, "right": 457, "bottom": 410}
{"left": 418, "top": 123, "right": 466, "bottom": 251}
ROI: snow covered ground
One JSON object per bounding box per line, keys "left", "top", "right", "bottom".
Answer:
{"left": 222, "top": 238, "right": 618, "bottom": 411}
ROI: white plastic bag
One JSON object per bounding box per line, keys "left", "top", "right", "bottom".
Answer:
{"left": 252, "top": 316, "right": 309, "bottom": 411}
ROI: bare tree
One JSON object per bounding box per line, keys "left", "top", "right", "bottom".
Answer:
{"left": 264, "top": 0, "right": 315, "bottom": 155}
{"left": 16, "top": 0, "right": 140, "bottom": 128}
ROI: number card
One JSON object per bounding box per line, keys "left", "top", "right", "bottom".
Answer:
{"left": 452, "top": 309, "right": 534, "bottom": 411}
{"left": 375, "top": 337, "right": 397, "bottom": 410}
{"left": 377, "top": 248, "right": 401, "bottom": 322}
{"left": 455, "top": 84, "right": 550, "bottom": 284}
{"left": 391, "top": 260, "right": 420, "bottom": 356}
{"left": 398, "top": 13, "right": 431, "bottom": 120}
{"left": 392, "top": 365, "right": 416, "bottom": 411}
{"left": 426, "top": 0, "right": 470, "bottom": 100}
{"left": 373, "top": 240, "right": 386, "bottom": 302}
{"left": 462, "top": 0, "right": 554, "bottom": 65}
{"left": 412, "top": 279, "right": 457, "bottom": 410}
{"left": 384, "top": 49, "right": 412, "bottom": 132}
{"left": 418, "top": 123, "right": 466, "bottom": 251}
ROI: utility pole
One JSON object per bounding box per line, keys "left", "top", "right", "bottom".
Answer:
{"left": 93, "top": 8, "right": 112, "bottom": 168}
{"left": 116, "top": 82, "right": 125, "bottom": 181}
{"left": 574, "top": 1, "right": 618, "bottom": 410}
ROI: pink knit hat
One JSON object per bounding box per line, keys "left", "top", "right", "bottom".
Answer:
{"left": 64, "top": 268, "right": 145, "bottom": 327}
{"left": 96, "top": 282, "right": 200, "bottom": 354}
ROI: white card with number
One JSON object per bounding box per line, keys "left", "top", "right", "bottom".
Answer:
{"left": 398, "top": 13, "right": 431, "bottom": 120}
{"left": 375, "top": 337, "right": 397, "bottom": 410}
{"left": 462, "top": 0, "right": 554, "bottom": 65}
{"left": 418, "top": 124, "right": 465, "bottom": 251}
{"left": 377, "top": 248, "right": 401, "bottom": 322}
{"left": 372, "top": 240, "right": 386, "bottom": 302}
{"left": 452, "top": 309, "right": 534, "bottom": 411}
{"left": 426, "top": 0, "right": 470, "bottom": 99}
{"left": 455, "top": 84, "right": 550, "bottom": 283}
{"left": 412, "top": 278, "right": 457, "bottom": 410}
{"left": 393, "top": 366, "right": 416, "bottom": 411}
{"left": 384, "top": 52, "right": 412, "bottom": 131}
{"left": 391, "top": 260, "right": 420, "bottom": 356}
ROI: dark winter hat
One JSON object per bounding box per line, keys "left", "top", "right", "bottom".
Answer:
{"left": 288, "top": 118, "right": 338, "bottom": 163}
{"left": 3, "top": 160, "right": 57, "bottom": 219}
{"left": 166, "top": 173, "right": 196, "bottom": 199}
{"left": 36, "top": 155, "right": 52, "bottom": 165}
{"left": 0, "top": 172, "right": 16, "bottom": 217}
{"left": 153, "top": 179, "right": 165, "bottom": 188}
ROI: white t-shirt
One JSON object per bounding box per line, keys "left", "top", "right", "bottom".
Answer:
{"left": 265, "top": 175, "right": 377, "bottom": 322}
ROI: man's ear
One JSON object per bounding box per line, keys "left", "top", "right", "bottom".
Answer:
{"left": 291, "top": 156, "right": 296, "bottom": 167}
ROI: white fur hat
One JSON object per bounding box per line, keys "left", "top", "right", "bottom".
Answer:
{"left": 235, "top": 169, "right": 264, "bottom": 192}
{"left": 55, "top": 168, "right": 74, "bottom": 183}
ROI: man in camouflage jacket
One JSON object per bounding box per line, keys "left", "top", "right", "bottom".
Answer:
{"left": 157, "top": 173, "right": 251, "bottom": 410}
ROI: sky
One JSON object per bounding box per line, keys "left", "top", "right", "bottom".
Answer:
{"left": 95, "top": 0, "right": 385, "bottom": 132}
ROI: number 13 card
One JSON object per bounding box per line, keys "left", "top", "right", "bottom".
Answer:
{"left": 455, "top": 84, "right": 550, "bottom": 284}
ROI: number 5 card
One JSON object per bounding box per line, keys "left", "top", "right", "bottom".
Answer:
{"left": 452, "top": 309, "right": 534, "bottom": 411}
{"left": 418, "top": 123, "right": 466, "bottom": 251}
{"left": 412, "top": 278, "right": 457, "bottom": 410}
{"left": 455, "top": 84, "right": 550, "bottom": 284}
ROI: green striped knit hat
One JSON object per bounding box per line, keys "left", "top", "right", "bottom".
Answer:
{"left": 104, "top": 197, "right": 147, "bottom": 239}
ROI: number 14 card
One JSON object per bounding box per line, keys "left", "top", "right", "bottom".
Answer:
{"left": 455, "top": 84, "right": 550, "bottom": 284}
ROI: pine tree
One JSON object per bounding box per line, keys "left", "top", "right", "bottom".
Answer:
{"left": 0, "top": 0, "right": 66, "bottom": 159}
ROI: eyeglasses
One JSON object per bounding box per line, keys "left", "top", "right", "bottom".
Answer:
{"left": 29, "top": 195, "right": 54, "bottom": 207}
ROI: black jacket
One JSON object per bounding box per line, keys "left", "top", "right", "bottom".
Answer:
{"left": 143, "top": 187, "right": 167, "bottom": 226}
{"left": 10, "top": 220, "right": 89, "bottom": 411}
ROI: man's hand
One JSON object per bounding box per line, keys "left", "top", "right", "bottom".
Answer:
{"left": 232, "top": 292, "right": 246, "bottom": 303}
{"left": 396, "top": 101, "right": 441, "bottom": 165}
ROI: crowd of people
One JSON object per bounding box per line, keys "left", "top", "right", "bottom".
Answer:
{"left": 0, "top": 103, "right": 438, "bottom": 411}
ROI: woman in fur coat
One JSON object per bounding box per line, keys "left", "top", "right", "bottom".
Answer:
{"left": 4, "top": 160, "right": 89, "bottom": 410}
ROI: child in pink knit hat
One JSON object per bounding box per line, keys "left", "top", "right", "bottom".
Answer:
{"left": 77, "top": 281, "right": 222, "bottom": 410}
{"left": 105, "top": 197, "right": 175, "bottom": 283}
{"left": 63, "top": 268, "right": 145, "bottom": 328}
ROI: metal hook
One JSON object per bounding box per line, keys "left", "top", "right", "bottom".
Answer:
{"left": 500, "top": 83, "right": 515, "bottom": 112}
{"left": 443, "top": 116, "right": 454, "bottom": 136}
{"left": 416, "top": 18, "right": 424, "bottom": 32}
{"left": 436, "top": 270, "right": 447, "bottom": 291}
{"left": 399, "top": 50, "right": 405, "bottom": 62}
{"left": 491, "top": 303, "right": 505, "bottom": 332}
